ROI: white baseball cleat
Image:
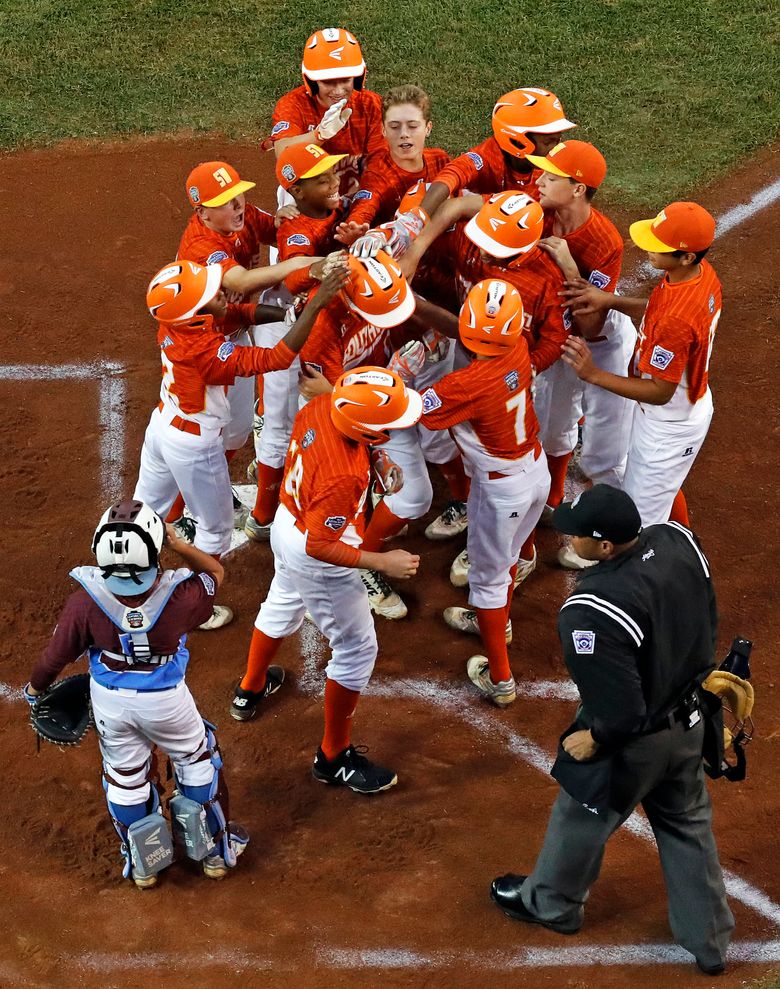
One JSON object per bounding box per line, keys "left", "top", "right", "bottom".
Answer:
{"left": 198, "top": 605, "right": 234, "bottom": 631}
{"left": 245, "top": 515, "right": 272, "bottom": 542}
{"left": 246, "top": 459, "right": 258, "bottom": 483}
{"left": 202, "top": 823, "right": 250, "bottom": 880}
{"left": 557, "top": 544, "right": 598, "bottom": 570}
{"left": 232, "top": 488, "right": 249, "bottom": 530}
{"left": 449, "top": 549, "right": 470, "bottom": 587}
{"left": 466, "top": 656, "right": 517, "bottom": 707}
{"left": 172, "top": 513, "right": 197, "bottom": 545}
{"left": 425, "top": 500, "right": 468, "bottom": 540}
{"left": 514, "top": 548, "right": 537, "bottom": 587}
{"left": 360, "top": 568, "right": 407, "bottom": 620}
{"left": 443, "top": 606, "right": 512, "bottom": 644}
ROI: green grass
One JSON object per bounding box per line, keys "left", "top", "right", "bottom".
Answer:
{"left": 1, "top": 0, "right": 778, "bottom": 205}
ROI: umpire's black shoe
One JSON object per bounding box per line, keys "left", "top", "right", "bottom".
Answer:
{"left": 229, "top": 667, "right": 285, "bottom": 722}
{"left": 490, "top": 874, "right": 581, "bottom": 935}
{"left": 696, "top": 959, "right": 726, "bottom": 976}
{"left": 312, "top": 745, "right": 398, "bottom": 794}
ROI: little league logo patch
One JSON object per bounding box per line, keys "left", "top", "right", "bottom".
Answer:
{"left": 199, "top": 573, "right": 216, "bottom": 596}
{"left": 188, "top": 185, "right": 201, "bottom": 204}
{"left": 217, "top": 341, "right": 235, "bottom": 362}
{"left": 421, "top": 387, "right": 442, "bottom": 413}
{"left": 161, "top": 335, "right": 173, "bottom": 349}
{"left": 588, "top": 269, "right": 611, "bottom": 290}
{"left": 649, "top": 344, "right": 675, "bottom": 371}
{"left": 301, "top": 427, "right": 316, "bottom": 449}
{"left": 324, "top": 515, "right": 347, "bottom": 531}
{"left": 504, "top": 369, "right": 519, "bottom": 392}
{"left": 126, "top": 610, "right": 144, "bottom": 630}
{"left": 271, "top": 120, "right": 290, "bottom": 136}
{"left": 465, "top": 151, "right": 484, "bottom": 170}
{"left": 572, "top": 630, "right": 596, "bottom": 655}
{"left": 286, "top": 233, "right": 311, "bottom": 247}
{"left": 708, "top": 293, "right": 716, "bottom": 314}
{"left": 206, "top": 250, "right": 229, "bottom": 265}
{"left": 281, "top": 164, "right": 296, "bottom": 184}
{"left": 352, "top": 190, "right": 372, "bottom": 202}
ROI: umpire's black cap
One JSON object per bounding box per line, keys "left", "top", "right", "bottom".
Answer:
{"left": 553, "top": 484, "right": 642, "bottom": 544}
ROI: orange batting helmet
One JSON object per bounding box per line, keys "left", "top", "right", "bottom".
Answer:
{"left": 302, "top": 28, "right": 366, "bottom": 96}
{"left": 146, "top": 260, "right": 222, "bottom": 324}
{"left": 492, "top": 88, "right": 576, "bottom": 159}
{"left": 331, "top": 366, "right": 423, "bottom": 445}
{"left": 343, "top": 250, "right": 416, "bottom": 327}
{"left": 459, "top": 279, "right": 525, "bottom": 356}
{"left": 465, "top": 192, "right": 544, "bottom": 259}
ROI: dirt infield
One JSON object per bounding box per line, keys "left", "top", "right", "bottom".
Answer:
{"left": 1, "top": 137, "right": 778, "bottom": 989}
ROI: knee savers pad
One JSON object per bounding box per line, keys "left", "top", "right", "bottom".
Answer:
{"left": 174, "top": 720, "right": 236, "bottom": 868}
{"left": 127, "top": 811, "right": 174, "bottom": 880}
{"left": 103, "top": 761, "right": 169, "bottom": 880}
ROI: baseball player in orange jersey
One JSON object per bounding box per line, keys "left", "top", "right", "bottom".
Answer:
{"left": 561, "top": 202, "right": 721, "bottom": 528}
{"left": 398, "top": 280, "right": 550, "bottom": 705}
{"left": 230, "top": 368, "right": 422, "bottom": 794}
{"left": 133, "top": 262, "right": 346, "bottom": 629}
{"left": 521, "top": 141, "right": 637, "bottom": 566}
{"left": 270, "top": 28, "right": 387, "bottom": 200}
{"left": 341, "top": 85, "right": 450, "bottom": 230}
{"left": 417, "top": 88, "right": 576, "bottom": 223}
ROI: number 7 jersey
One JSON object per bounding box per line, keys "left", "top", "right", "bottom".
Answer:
{"left": 419, "top": 340, "right": 540, "bottom": 474}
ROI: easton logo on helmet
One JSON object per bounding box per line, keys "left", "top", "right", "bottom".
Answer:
{"left": 189, "top": 186, "right": 200, "bottom": 204}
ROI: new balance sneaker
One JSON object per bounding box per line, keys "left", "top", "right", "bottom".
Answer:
{"left": 359, "top": 568, "right": 407, "bottom": 620}
{"left": 229, "top": 667, "right": 286, "bottom": 722}
{"left": 198, "top": 605, "right": 234, "bottom": 631}
{"left": 172, "top": 513, "right": 197, "bottom": 545}
{"left": 514, "top": 548, "right": 537, "bottom": 587}
{"left": 449, "top": 549, "right": 470, "bottom": 588}
{"left": 245, "top": 514, "right": 273, "bottom": 542}
{"left": 425, "top": 500, "right": 468, "bottom": 540}
{"left": 466, "top": 656, "right": 517, "bottom": 707}
{"left": 443, "top": 606, "right": 512, "bottom": 644}
{"left": 232, "top": 488, "right": 248, "bottom": 529}
{"left": 312, "top": 745, "right": 397, "bottom": 794}
{"left": 557, "top": 544, "right": 598, "bottom": 570}
{"left": 202, "top": 822, "right": 250, "bottom": 880}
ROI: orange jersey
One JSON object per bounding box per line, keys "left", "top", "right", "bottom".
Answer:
{"left": 277, "top": 210, "right": 341, "bottom": 295}
{"left": 433, "top": 136, "right": 542, "bottom": 200}
{"left": 177, "top": 205, "right": 276, "bottom": 303}
{"left": 444, "top": 223, "right": 569, "bottom": 373}
{"left": 299, "top": 298, "right": 397, "bottom": 383}
{"left": 158, "top": 317, "right": 295, "bottom": 429}
{"left": 634, "top": 260, "right": 722, "bottom": 419}
{"left": 280, "top": 394, "right": 370, "bottom": 566}
{"left": 420, "top": 340, "right": 539, "bottom": 473}
{"left": 543, "top": 206, "right": 624, "bottom": 291}
{"left": 271, "top": 87, "right": 387, "bottom": 197}
{"left": 346, "top": 147, "right": 451, "bottom": 227}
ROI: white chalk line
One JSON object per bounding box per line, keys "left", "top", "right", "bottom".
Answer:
{"left": 0, "top": 361, "right": 126, "bottom": 505}
{"left": 73, "top": 940, "right": 780, "bottom": 973}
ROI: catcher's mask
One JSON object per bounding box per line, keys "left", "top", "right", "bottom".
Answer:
{"left": 92, "top": 499, "right": 165, "bottom": 595}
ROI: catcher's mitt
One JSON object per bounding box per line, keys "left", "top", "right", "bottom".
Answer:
{"left": 30, "top": 673, "right": 93, "bottom": 747}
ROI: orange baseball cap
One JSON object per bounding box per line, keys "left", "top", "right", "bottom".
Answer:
{"left": 526, "top": 140, "right": 607, "bottom": 189}
{"left": 276, "top": 143, "right": 347, "bottom": 190}
{"left": 630, "top": 202, "right": 716, "bottom": 253}
{"left": 186, "top": 161, "right": 255, "bottom": 208}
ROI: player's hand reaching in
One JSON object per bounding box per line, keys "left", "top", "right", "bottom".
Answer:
{"left": 274, "top": 203, "right": 300, "bottom": 228}
{"left": 539, "top": 237, "right": 579, "bottom": 280}
{"left": 378, "top": 549, "right": 420, "bottom": 580}
{"left": 349, "top": 229, "right": 388, "bottom": 259}
{"left": 387, "top": 340, "right": 426, "bottom": 382}
{"left": 372, "top": 449, "right": 404, "bottom": 495}
{"left": 334, "top": 220, "right": 370, "bottom": 246}
{"left": 561, "top": 335, "right": 598, "bottom": 382}
{"left": 310, "top": 250, "right": 349, "bottom": 282}
{"left": 317, "top": 98, "right": 352, "bottom": 141}
{"left": 298, "top": 364, "right": 333, "bottom": 400}
{"left": 560, "top": 277, "right": 615, "bottom": 316}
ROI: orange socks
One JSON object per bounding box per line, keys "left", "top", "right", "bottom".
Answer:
{"left": 240, "top": 628, "right": 282, "bottom": 693}
{"left": 506, "top": 564, "right": 518, "bottom": 623}
{"left": 438, "top": 454, "right": 470, "bottom": 502}
{"left": 321, "top": 678, "right": 361, "bottom": 760}
{"left": 669, "top": 489, "right": 690, "bottom": 526}
{"left": 520, "top": 529, "right": 536, "bottom": 563}
{"left": 251, "top": 463, "right": 284, "bottom": 525}
{"left": 476, "top": 607, "right": 512, "bottom": 684}
{"left": 166, "top": 492, "right": 186, "bottom": 523}
{"left": 362, "top": 500, "right": 410, "bottom": 552}
{"left": 546, "top": 452, "right": 572, "bottom": 508}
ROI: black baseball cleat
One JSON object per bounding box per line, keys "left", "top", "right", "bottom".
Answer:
{"left": 490, "top": 874, "right": 582, "bottom": 934}
{"left": 229, "top": 667, "right": 285, "bottom": 722}
{"left": 696, "top": 959, "right": 726, "bottom": 976}
{"left": 312, "top": 745, "right": 398, "bottom": 794}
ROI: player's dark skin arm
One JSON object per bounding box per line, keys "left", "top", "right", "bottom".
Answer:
{"left": 562, "top": 335, "right": 677, "bottom": 405}
{"left": 252, "top": 304, "right": 287, "bottom": 324}
{"left": 281, "top": 266, "right": 349, "bottom": 352}
{"left": 561, "top": 277, "right": 649, "bottom": 322}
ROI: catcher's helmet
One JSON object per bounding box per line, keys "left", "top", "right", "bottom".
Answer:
{"left": 92, "top": 499, "right": 165, "bottom": 594}
{"left": 302, "top": 28, "right": 366, "bottom": 96}
{"left": 146, "top": 260, "right": 222, "bottom": 325}
{"left": 465, "top": 191, "right": 544, "bottom": 260}
{"left": 459, "top": 279, "right": 525, "bottom": 357}
{"left": 492, "top": 87, "right": 576, "bottom": 160}
{"left": 331, "top": 366, "right": 422, "bottom": 445}
{"left": 343, "top": 250, "right": 416, "bottom": 328}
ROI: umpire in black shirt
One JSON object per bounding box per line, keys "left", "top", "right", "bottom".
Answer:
{"left": 491, "top": 485, "right": 734, "bottom": 975}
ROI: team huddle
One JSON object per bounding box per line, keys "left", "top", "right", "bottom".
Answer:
{"left": 25, "top": 28, "right": 722, "bottom": 888}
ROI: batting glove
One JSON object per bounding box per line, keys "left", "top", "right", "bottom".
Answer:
{"left": 372, "top": 449, "right": 404, "bottom": 495}
{"left": 422, "top": 328, "right": 449, "bottom": 363}
{"left": 349, "top": 229, "right": 388, "bottom": 259}
{"left": 317, "top": 99, "right": 352, "bottom": 141}
{"left": 387, "top": 340, "right": 426, "bottom": 382}
{"left": 382, "top": 208, "right": 428, "bottom": 259}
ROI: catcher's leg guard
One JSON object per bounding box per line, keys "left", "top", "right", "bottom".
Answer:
{"left": 103, "top": 758, "right": 171, "bottom": 882}
{"left": 174, "top": 720, "right": 245, "bottom": 870}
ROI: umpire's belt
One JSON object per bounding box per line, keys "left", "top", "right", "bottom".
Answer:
{"left": 644, "top": 688, "right": 700, "bottom": 735}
